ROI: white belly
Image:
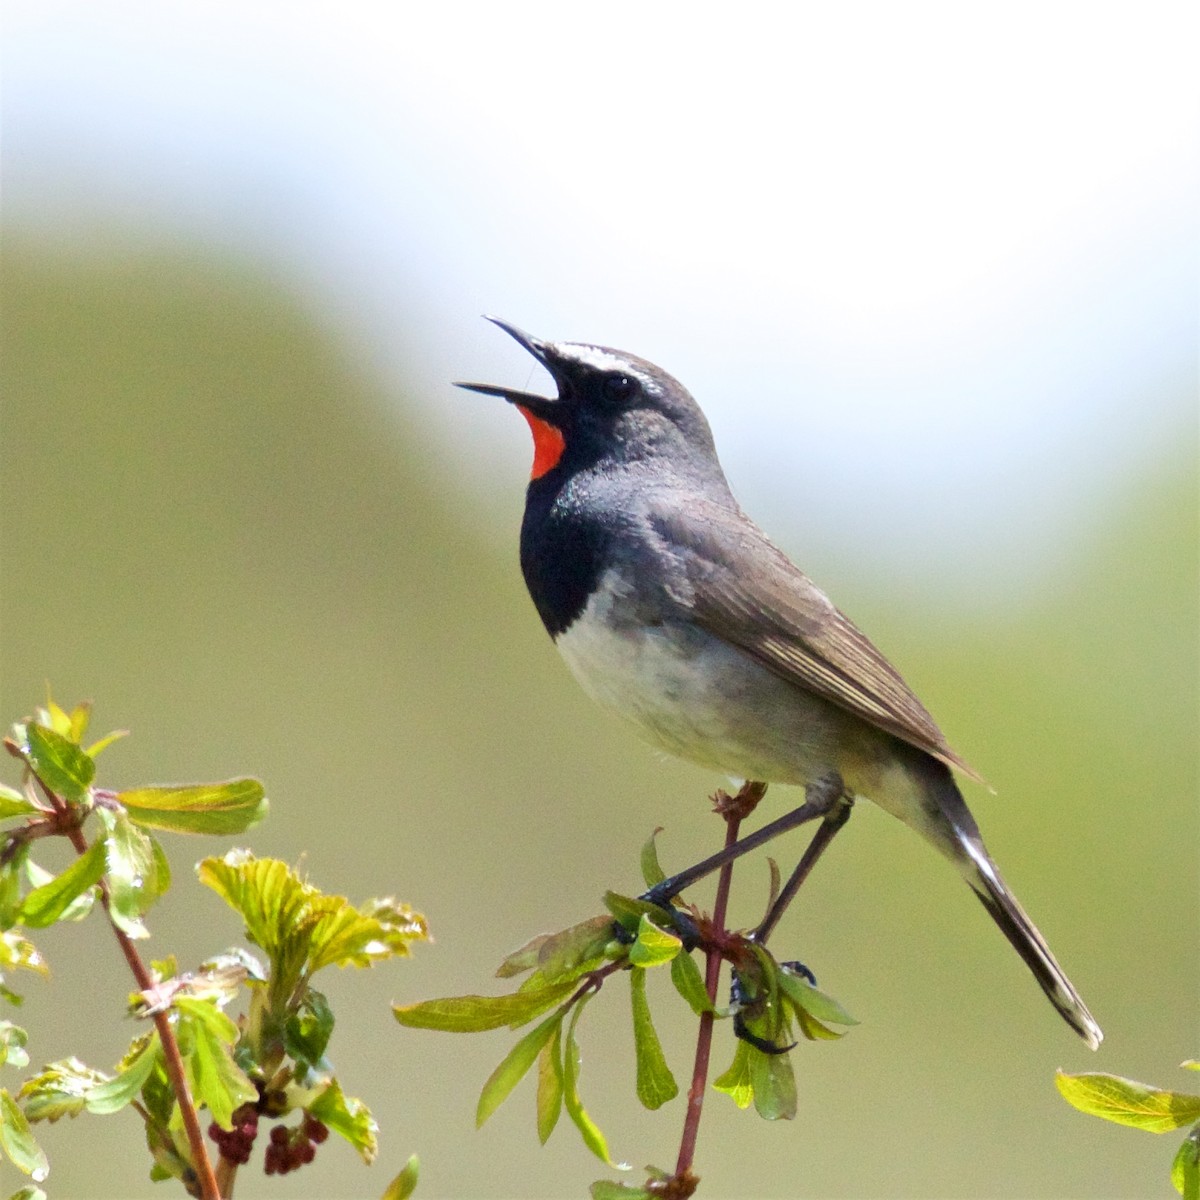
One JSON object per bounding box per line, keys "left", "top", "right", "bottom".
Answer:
{"left": 554, "top": 575, "right": 859, "bottom": 787}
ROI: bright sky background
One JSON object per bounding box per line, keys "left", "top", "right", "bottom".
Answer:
{"left": 5, "top": 2, "right": 1197, "bottom": 604}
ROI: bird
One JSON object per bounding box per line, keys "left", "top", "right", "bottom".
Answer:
{"left": 456, "top": 316, "right": 1102, "bottom": 1050}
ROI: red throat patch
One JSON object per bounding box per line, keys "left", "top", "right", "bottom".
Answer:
{"left": 517, "top": 406, "right": 566, "bottom": 479}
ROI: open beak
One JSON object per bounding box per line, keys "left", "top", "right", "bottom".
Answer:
{"left": 454, "top": 316, "right": 561, "bottom": 420}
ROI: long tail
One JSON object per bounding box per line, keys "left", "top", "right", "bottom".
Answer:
{"left": 917, "top": 759, "right": 1103, "bottom": 1049}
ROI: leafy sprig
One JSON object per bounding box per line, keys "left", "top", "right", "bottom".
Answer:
{"left": 394, "top": 795, "right": 856, "bottom": 1197}
{"left": 0, "top": 697, "right": 426, "bottom": 1198}
{"left": 1058, "top": 1063, "right": 1200, "bottom": 1198}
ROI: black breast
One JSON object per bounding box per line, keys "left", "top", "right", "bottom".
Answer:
{"left": 519, "top": 473, "right": 608, "bottom": 638}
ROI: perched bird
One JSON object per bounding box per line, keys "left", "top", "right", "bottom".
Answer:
{"left": 457, "top": 317, "right": 1101, "bottom": 1049}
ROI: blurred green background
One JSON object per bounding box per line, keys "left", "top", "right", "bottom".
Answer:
{"left": 1, "top": 230, "right": 1195, "bottom": 1198}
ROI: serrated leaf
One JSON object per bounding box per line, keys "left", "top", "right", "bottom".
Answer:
{"left": 309, "top": 1077, "right": 378, "bottom": 1164}
{"left": 84, "top": 1032, "right": 161, "bottom": 1115}
{"left": 394, "top": 979, "right": 576, "bottom": 1032}
{"left": 1173, "top": 1127, "right": 1200, "bottom": 1199}
{"left": 199, "top": 853, "right": 425, "bottom": 1003}
{"left": 0, "top": 788, "right": 40, "bottom": 820}
{"left": 18, "top": 1058, "right": 111, "bottom": 1122}
{"left": 306, "top": 896, "right": 427, "bottom": 974}
{"left": 640, "top": 828, "right": 666, "bottom": 889}
{"left": 536, "top": 1022, "right": 563, "bottom": 1144}
{"left": 712, "top": 1040, "right": 754, "bottom": 1109}
{"left": 628, "top": 914, "right": 681, "bottom": 968}
{"left": 748, "top": 1042, "right": 797, "bottom": 1120}
{"left": 562, "top": 994, "right": 620, "bottom": 1167}
{"left": 381, "top": 1153, "right": 419, "bottom": 1200}
{"left": 669, "top": 951, "right": 715, "bottom": 1016}
{"left": 97, "top": 809, "right": 170, "bottom": 939}
{"left": 21, "top": 724, "right": 94, "bottom": 802}
{"left": 0, "top": 1088, "right": 48, "bottom": 1180}
{"left": 629, "top": 968, "right": 677, "bottom": 1111}
{"left": 476, "top": 1011, "right": 563, "bottom": 1128}
{"left": 120, "top": 779, "right": 266, "bottom": 835}
{"left": 1056, "top": 1071, "right": 1200, "bottom": 1132}
{"left": 16, "top": 838, "right": 106, "bottom": 928}
{"left": 175, "top": 998, "right": 256, "bottom": 1129}
{"left": 778, "top": 969, "right": 857, "bottom": 1027}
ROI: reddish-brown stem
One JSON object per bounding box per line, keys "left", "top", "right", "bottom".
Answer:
{"left": 33, "top": 776, "right": 223, "bottom": 1200}
{"left": 673, "top": 806, "right": 743, "bottom": 1184}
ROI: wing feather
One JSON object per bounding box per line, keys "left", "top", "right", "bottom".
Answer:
{"left": 649, "top": 498, "right": 982, "bottom": 782}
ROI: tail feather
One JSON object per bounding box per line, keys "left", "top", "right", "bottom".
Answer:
{"left": 960, "top": 839, "right": 1103, "bottom": 1050}
{"left": 911, "top": 756, "right": 1103, "bottom": 1049}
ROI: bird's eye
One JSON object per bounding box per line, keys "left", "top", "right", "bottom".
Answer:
{"left": 603, "top": 373, "right": 639, "bottom": 403}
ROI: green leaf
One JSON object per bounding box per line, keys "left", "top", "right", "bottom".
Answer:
{"left": 1056, "top": 1071, "right": 1200, "bottom": 1133}
{"left": 669, "top": 951, "right": 715, "bottom": 1016}
{"left": 84, "top": 1032, "right": 162, "bottom": 1115}
{"left": 0, "top": 787, "right": 40, "bottom": 820}
{"left": 501, "top": 915, "right": 614, "bottom": 987}
{"left": 0, "top": 1088, "right": 48, "bottom": 1181}
{"left": 712, "top": 1040, "right": 754, "bottom": 1109}
{"left": 536, "top": 1022, "right": 563, "bottom": 1144}
{"left": 476, "top": 1011, "right": 563, "bottom": 1128}
{"left": 18, "top": 1058, "right": 111, "bottom": 1122}
{"left": 639, "top": 828, "right": 666, "bottom": 889}
{"left": 285, "top": 988, "right": 335, "bottom": 1072}
{"left": 628, "top": 914, "right": 681, "bottom": 968}
{"left": 309, "top": 1077, "right": 379, "bottom": 1164}
{"left": 199, "top": 852, "right": 426, "bottom": 1004}
{"left": 0, "top": 1021, "right": 29, "bottom": 1068}
{"left": 119, "top": 779, "right": 267, "bottom": 835}
{"left": 629, "top": 968, "right": 677, "bottom": 1111}
{"left": 21, "top": 724, "right": 94, "bottom": 802}
{"left": 381, "top": 1153, "right": 419, "bottom": 1200}
{"left": 778, "top": 968, "right": 857, "bottom": 1026}
{"left": 748, "top": 1042, "right": 797, "bottom": 1121}
{"left": 394, "top": 979, "right": 577, "bottom": 1032}
{"left": 306, "top": 895, "right": 427, "bottom": 974}
{"left": 603, "top": 891, "right": 670, "bottom": 936}
{"left": 562, "top": 994, "right": 620, "bottom": 1166}
{"left": 83, "top": 729, "right": 128, "bottom": 759}
{"left": 590, "top": 1183, "right": 653, "bottom": 1199}
{"left": 1173, "top": 1126, "right": 1200, "bottom": 1199}
{"left": 96, "top": 809, "right": 170, "bottom": 939}
{"left": 0, "top": 852, "right": 27, "bottom": 932}
{"left": 16, "top": 838, "right": 106, "bottom": 928}
{"left": 175, "top": 997, "right": 256, "bottom": 1129}
{"left": 8, "top": 1185, "right": 49, "bottom": 1200}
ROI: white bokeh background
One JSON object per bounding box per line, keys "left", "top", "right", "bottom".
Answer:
{"left": 6, "top": 2, "right": 1196, "bottom": 600}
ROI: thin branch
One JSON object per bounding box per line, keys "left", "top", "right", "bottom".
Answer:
{"left": 672, "top": 789, "right": 750, "bottom": 1189}
{"left": 34, "top": 774, "right": 223, "bottom": 1200}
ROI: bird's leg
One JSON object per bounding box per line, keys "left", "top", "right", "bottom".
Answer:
{"left": 642, "top": 771, "right": 847, "bottom": 909}
{"left": 750, "top": 783, "right": 854, "bottom": 945}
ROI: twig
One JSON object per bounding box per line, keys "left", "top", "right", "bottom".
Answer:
{"left": 671, "top": 787, "right": 751, "bottom": 1189}
{"left": 34, "top": 775, "right": 223, "bottom": 1200}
